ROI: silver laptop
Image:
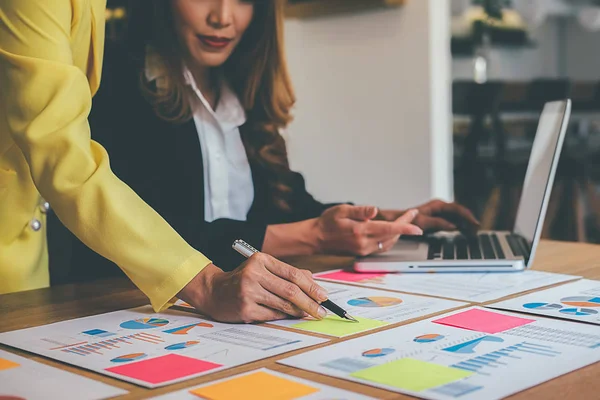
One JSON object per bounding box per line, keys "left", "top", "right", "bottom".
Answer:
{"left": 354, "top": 99, "right": 572, "bottom": 273}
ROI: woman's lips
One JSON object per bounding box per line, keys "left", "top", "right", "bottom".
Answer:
{"left": 197, "top": 35, "right": 233, "bottom": 50}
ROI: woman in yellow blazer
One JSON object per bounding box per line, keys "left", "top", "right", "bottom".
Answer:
{"left": 0, "top": 0, "right": 329, "bottom": 323}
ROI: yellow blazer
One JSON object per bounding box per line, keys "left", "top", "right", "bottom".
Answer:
{"left": 0, "top": 0, "right": 211, "bottom": 311}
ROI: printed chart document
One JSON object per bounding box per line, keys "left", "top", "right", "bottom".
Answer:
{"left": 266, "top": 282, "right": 465, "bottom": 337}
{"left": 0, "top": 306, "right": 327, "bottom": 388}
{"left": 151, "top": 368, "right": 376, "bottom": 400}
{"left": 315, "top": 269, "right": 579, "bottom": 303}
{"left": 0, "top": 348, "right": 127, "bottom": 400}
{"left": 489, "top": 279, "right": 600, "bottom": 325}
{"left": 279, "top": 306, "right": 600, "bottom": 400}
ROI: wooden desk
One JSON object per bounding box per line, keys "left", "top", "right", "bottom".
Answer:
{"left": 2, "top": 240, "right": 600, "bottom": 399}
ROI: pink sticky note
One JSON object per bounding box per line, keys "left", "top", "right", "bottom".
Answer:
{"left": 106, "top": 354, "right": 222, "bottom": 384}
{"left": 433, "top": 309, "right": 535, "bottom": 334}
{"left": 317, "top": 271, "right": 386, "bottom": 283}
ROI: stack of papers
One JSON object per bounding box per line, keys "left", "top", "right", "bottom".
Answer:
{"left": 315, "top": 269, "right": 579, "bottom": 302}
{"left": 151, "top": 368, "right": 376, "bottom": 400}
{"left": 1, "top": 266, "right": 597, "bottom": 399}
{"left": 489, "top": 279, "right": 600, "bottom": 325}
{"left": 267, "top": 281, "right": 465, "bottom": 337}
{"left": 0, "top": 306, "right": 327, "bottom": 388}
{"left": 279, "top": 306, "right": 600, "bottom": 400}
{"left": 0, "top": 348, "right": 127, "bottom": 399}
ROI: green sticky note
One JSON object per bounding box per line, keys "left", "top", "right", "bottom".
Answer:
{"left": 350, "top": 358, "right": 473, "bottom": 392}
{"left": 291, "top": 315, "right": 388, "bottom": 337}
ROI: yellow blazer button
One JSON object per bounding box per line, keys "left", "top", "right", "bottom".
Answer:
{"left": 40, "top": 201, "right": 51, "bottom": 213}
{"left": 31, "top": 219, "right": 42, "bottom": 231}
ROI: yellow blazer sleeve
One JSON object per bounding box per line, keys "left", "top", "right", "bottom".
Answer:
{"left": 0, "top": 1, "right": 211, "bottom": 311}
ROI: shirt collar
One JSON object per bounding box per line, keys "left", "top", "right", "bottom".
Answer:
{"left": 144, "top": 47, "right": 246, "bottom": 131}
{"left": 144, "top": 47, "right": 169, "bottom": 89}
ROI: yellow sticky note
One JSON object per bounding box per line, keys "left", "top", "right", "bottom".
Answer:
{"left": 0, "top": 358, "right": 20, "bottom": 371}
{"left": 350, "top": 358, "right": 473, "bottom": 392}
{"left": 291, "top": 315, "right": 389, "bottom": 337}
{"left": 190, "top": 371, "right": 319, "bottom": 400}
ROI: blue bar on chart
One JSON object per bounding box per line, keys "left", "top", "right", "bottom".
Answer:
{"left": 452, "top": 342, "right": 562, "bottom": 375}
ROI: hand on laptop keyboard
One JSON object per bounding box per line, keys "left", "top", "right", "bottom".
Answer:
{"left": 313, "top": 205, "right": 423, "bottom": 256}
{"left": 377, "top": 200, "right": 480, "bottom": 235}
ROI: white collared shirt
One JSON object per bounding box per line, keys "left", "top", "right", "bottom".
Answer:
{"left": 145, "top": 50, "right": 254, "bottom": 222}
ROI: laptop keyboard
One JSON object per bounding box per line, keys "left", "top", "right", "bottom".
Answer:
{"left": 427, "top": 233, "right": 527, "bottom": 260}
{"left": 506, "top": 234, "right": 529, "bottom": 258}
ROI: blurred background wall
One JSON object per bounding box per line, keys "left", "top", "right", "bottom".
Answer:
{"left": 284, "top": 0, "right": 453, "bottom": 209}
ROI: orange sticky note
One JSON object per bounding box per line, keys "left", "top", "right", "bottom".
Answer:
{"left": 190, "top": 371, "right": 319, "bottom": 400}
{"left": 0, "top": 358, "right": 20, "bottom": 371}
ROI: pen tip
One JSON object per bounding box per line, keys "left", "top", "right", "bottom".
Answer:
{"left": 346, "top": 315, "right": 359, "bottom": 323}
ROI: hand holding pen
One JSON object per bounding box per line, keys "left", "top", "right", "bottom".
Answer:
{"left": 178, "top": 241, "right": 339, "bottom": 323}
{"left": 233, "top": 240, "right": 358, "bottom": 322}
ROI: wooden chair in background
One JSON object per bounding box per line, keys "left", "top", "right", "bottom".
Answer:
{"left": 545, "top": 81, "right": 600, "bottom": 242}
{"left": 453, "top": 79, "right": 600, "bottom": 244}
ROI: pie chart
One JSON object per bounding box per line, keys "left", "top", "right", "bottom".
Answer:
{"left": 163, "top": 322, "right": 213, "bottom": 335}
{"left": 560, "top": 296, "right": 600, "bottom": 308}
{"left": 178, "top": 301, "right": 193, "bottom": 309}
{"left": 165, "top": 341, "right": 200, "bottom": 350}
{"left": 523, "top": 302, "right": 563, "bottom": 310}
{"left": 362, "top": 348, "right": 395, "bottom": 358}
{"left": 414, "top": 334, "right": 445, "bottom": 343}
{"left": 110, "top": 353, "right": 147, "bottom": 363}
{"left": 559, "top": 308, "right": 598, "bottom": 316}
{"left": 347, "top": 297, "right": 402, "bottom": 308}
{"left": 120, "top": 318, "right": 169, "bottom": 329}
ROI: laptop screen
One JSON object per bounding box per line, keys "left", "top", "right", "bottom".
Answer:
{"left": 513, "top": 100, "right": 570, "bottom": 266}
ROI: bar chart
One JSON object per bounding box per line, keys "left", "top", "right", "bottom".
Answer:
{"left": 59, "top": 333, "right": 164, "bottom": 356}
{"left": 452, "top": 341, "right": 561, "bottom": 375}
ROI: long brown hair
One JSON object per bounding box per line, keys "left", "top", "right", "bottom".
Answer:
{"left": 127, "top": 0, "right": 296, "bottom": 211}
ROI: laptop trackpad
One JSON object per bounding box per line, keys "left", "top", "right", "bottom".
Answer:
{"left": 394, "top": 241, "right": 420, "bottom": 251}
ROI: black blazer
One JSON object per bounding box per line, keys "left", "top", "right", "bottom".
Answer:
{"left": 49, "top": 42, "right": 336, "bottom": 283}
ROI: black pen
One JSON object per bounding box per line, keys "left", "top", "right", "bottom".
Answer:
{"left": 232, "top": 239, "right": 359, "bottom": 323}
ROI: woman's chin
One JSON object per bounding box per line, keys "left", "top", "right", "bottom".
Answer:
{"left": 191, "top": 51, "right": 231, "bottom": 69}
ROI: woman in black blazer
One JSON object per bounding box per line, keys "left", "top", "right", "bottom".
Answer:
{"left": 50, "top": 0, "right": 478, "bottom": 283}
